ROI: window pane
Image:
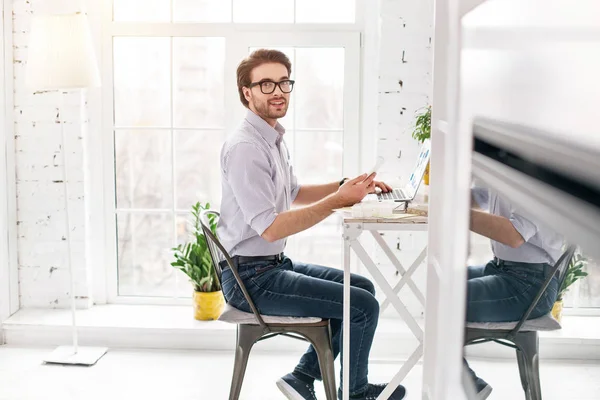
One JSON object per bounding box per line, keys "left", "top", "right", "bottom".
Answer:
{"left": 117, "top": 213, "right": 175, "bottom": 296}
{"left": 114, "top": 0, "right": 170, "bottom": 22}
{"left": 295, "top": 48, "right": 344, "bottom": 130}
{"left": 173, "top": 38, "right": 225, "bottom": 128}
{"left": 233, "top": 0, "right": 293, "bottom": 23}
{"left": 292, "top": 130, "right": 343, "bottom": 184}
{"left": 115, "top": 130, "right": 172, "bottom": 209}
{"left": 296, "top": 0, "right": 356, "bottom": 23}
{"left": 173, "top": 0, "right": 231, "bottom": 22}
{"left": 175, "top": 213, "right": 196, "bottom": 297}
{"left": 564, "top": 255, "right": 600, "bottom": 308}
{"left": 175, "top": 130, "right": 224, "bottom": 211}
{"left": 577, "top": 257, "right": 600, "bottom": 307}
{"left": 285, "top": 215, "right": 343, "bottom": 269}
{"left": 114, "top": 38, "right": 171, "bottom": 127}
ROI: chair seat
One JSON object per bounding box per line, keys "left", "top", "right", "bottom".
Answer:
{"left": 218, "top": 303, "right": 322, "bottom": 325}
{"left": 466, "top": 313, "right": 561, "bottom": 332}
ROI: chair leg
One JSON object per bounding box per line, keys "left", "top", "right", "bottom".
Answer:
{"left": 294, "top": 324, "right": 337, "bottom": 400}
{"left": 514, "top": 332, "right": 542, "bottom": 400}
{"left": 516, "top": 349, "right": 531, "bottom": 398}
{"left": 229, "top": 324, "right": 263, "bottom": 400}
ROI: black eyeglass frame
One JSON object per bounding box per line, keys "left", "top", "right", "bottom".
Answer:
{"left": 248, "top": 79, "right": 295, "bottom": 94}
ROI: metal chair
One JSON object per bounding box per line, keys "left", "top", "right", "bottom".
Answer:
{"left": 200, "top": 210, "right": 337, "bottom": 400}
{"left": 464, "top": 245, "right": 577, "bottom": 400}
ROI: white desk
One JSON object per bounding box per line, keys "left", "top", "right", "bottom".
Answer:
{"left": 342, "top": 213, "right": 428, "bottom": 400}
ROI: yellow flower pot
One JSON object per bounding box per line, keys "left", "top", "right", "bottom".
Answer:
{"left": 423, "top": 161, "right": 430, "bottom": 186}
{"left": 551, "top": 300, "right": 563, "bottom": 323}
{"left": 193, "top": 290, "right": 225, "bottom": 321}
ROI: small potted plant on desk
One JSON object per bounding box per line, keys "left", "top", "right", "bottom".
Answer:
{"left": 171, "top": 202, "right": 224, "bottom": 321}
{"left": 411, "top": 105, "right": 431, "bottom": 185}
{"left": 552, "top": 250, "right": 588, "bottom": 323}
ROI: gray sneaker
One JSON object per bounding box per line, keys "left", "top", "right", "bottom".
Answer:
{"left": 276, "top": 373, "right": 318, "bottom": 400}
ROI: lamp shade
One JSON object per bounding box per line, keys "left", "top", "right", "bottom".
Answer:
{"left": 25, "top": 13, "right": 100, "bottom": 90}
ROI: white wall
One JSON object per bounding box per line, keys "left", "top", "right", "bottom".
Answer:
{"left": 1, "top": 0, "right": 13, "bottom": 331}
{"left": 8, "top": 0, "right": 437, "bottom": 309}
{"left": 10, "top": 0, "right": 93, "bottom": 308}
{"left": 371, "top": 0, "right": 435, "bottom": 317}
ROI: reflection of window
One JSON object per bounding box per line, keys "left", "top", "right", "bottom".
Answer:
{"left": 107, "top": 0, "right": 360, "bottom": 301}
{"left": 564, "top": 256, "right": 600, "bottom": 309}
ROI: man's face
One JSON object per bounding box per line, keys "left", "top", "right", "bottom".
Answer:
{"left": 243, "top": 62, "right": 291, "bottom": 122}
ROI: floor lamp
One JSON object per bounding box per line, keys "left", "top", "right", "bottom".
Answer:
{"left": 25, "top": 12, "right": 107, "bottom": 366}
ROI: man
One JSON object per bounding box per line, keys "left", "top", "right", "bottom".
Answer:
{"left": 218, "top": 49, "right": 407, "bottom": 400}
{"left": 466, "top": 184, "right": 564, "bottom": 399}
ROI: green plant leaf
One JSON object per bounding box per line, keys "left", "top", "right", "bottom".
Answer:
{"left": 170, "top": 200, "right": 222, "bottom": 293}
{"left": 557, "top": 248, "right": 589, "bottom": 300}
{"left": 411, "top": 106, "right": 431, "bottom": 143}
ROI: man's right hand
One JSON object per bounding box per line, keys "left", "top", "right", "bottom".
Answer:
{"left": 334, "top": 173, "right": 377, "bottom": 207}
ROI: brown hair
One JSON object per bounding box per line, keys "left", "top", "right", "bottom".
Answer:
{"left": 236, "top": 49, "right": 292, "bottom": 108}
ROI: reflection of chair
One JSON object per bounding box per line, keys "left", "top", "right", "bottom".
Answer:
{"left": 464, "top": 246, "right": 576, "bottom": 400}
{"left": 200, "top": 210, "right": 337, "bottom": 400}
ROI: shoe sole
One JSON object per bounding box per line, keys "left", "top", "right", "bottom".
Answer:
{"left": 276, "top": 378, "right": 306, "bottom": 400}
{"left": 478, "top": 385, "right": 493, "bottom": 400}
{"left": 337, "top": 387, "right": 408, "bottom": 400}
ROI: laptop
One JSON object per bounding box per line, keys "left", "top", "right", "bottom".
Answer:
{"left": 365, "top": 139, "right": 431, "bottom": 203}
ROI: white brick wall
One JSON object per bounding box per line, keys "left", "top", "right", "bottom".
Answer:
{"left": 372, "top": 0, "right": 434, "bottom": 317}
{"left": 12, "top": 0, "right": 92, "bottom": 309}
{"left": 377, "top": 0, "right": 434, "bottom": 182}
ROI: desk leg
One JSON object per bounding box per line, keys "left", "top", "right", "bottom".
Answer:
{"left": 343, "top": 236, "right": 351, "bottom": 400}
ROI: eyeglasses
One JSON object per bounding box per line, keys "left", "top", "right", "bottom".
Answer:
{"left": 248, "top": 79, "right": 295, "bottom": 94}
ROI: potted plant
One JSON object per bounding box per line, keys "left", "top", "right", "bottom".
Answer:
{"left": 171, "top": 202, "right": 224, "bottom": 321}
{"left": 411, "top": 105, "right": 431, "bottom": 185}
{"left": 552, "top": 250, "right": 588, "bottom": 323}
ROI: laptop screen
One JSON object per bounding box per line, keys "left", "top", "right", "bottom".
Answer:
{"left": 405, "top": 140, "right": 431, "bottom": 197}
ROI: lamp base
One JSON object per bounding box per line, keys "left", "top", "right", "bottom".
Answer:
{"left": 43, "top": 345, "right": 108, "bottom": 366}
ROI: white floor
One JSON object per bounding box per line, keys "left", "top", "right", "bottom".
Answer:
{"left": 0, "top": 346, "right": 599, "bottom": 400}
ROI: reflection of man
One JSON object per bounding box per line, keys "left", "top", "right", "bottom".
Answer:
{"left": 465, "top": 184, "right": 563, "bottom": 399}
{"left": 217, "top": 49, "right": 406, "bottom": 400}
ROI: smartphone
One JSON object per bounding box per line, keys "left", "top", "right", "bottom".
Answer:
{"left": 368, "top": 156, "right": 384, "bottom": 176}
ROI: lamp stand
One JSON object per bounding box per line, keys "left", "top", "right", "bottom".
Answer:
{"left": 43, "top": 91, "right": 107, "bottom": 366}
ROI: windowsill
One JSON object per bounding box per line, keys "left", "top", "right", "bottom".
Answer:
{"left": 3, "top": 305, "right": 600, "bottom": 360}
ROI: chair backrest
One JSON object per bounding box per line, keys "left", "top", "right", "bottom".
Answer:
{"left": 200, "top": 210, "right": 268, "bottom": 329}
{"left": 509, "top": 244, "right": 577, "bottom": 337}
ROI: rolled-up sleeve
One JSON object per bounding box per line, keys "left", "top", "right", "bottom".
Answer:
{"left": 471, "top": 186, "right": 490, "bottom": 210}
{"left": 509, "top": 206, "right": 538, "bottom": 242}
{"left": 224, "top": 142, "right": 277, "bottom": 236}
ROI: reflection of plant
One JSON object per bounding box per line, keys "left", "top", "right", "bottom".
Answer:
{"left": 557, "top": 250, "right": 588, "bottom": 301}
{"left": 412, "top": 106, "right": 431, "bottom": 143}
{"left": 171, "top": 202, "right": 221, "bottom": 293}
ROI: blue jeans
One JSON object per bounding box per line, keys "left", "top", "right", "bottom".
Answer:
{"left": 465, "top": 258, "right": 559, "bottom": 383}
{"left": 221, "top": 256, "right": 379, "bottom": 396}
{"left": 466, "top": 259, "right": 559, "bottom": 323}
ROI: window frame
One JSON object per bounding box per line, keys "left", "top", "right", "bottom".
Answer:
{"left": 100, "top": 0, "right": 365, "bottom": 304}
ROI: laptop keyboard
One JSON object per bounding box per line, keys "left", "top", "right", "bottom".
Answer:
{"left": 377, "top": 189, "right": 406, "bottom": 201}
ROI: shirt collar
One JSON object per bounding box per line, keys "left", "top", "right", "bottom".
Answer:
{"left": 245, "top": 109, "right": 285, "bottom": 148}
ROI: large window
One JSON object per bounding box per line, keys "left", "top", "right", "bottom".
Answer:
{"left": 104, "top": 0, "right": 361, "bottom": 301}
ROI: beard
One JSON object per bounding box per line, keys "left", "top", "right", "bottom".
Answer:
{"left": 252, "top": 97, "right": 289, "bottom": 120}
